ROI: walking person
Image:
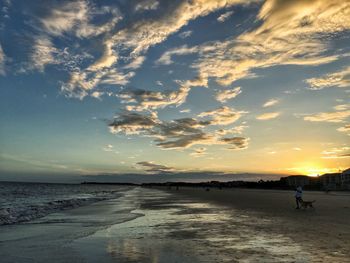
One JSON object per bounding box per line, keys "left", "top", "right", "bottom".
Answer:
{"left": 295, "top": 186, "right": 303, "bottom": 209}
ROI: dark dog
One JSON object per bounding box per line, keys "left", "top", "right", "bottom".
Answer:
{"left": 299, "top": 200, "right": 315, "bottom": 209}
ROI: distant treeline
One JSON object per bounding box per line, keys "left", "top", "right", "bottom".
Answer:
{"left": 81, "top": 182, "right": 139, "bottom": 186}
{"left": 141, "top": 179, "right": 322, "bottom": 190}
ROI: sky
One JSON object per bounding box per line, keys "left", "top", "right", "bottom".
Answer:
{"left": 0, "top": 0, "right": 349, "bottom": 182}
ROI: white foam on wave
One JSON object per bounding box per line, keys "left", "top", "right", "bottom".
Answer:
{"left": 0, "top": 182, "right": 125, "bottom": 225}
{"left": 0, "top": 197, "right": 106, "bottom": 225}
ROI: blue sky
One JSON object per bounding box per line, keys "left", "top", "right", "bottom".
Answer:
{"left": 0, "top": 0, "right": 349, "bottom": 182}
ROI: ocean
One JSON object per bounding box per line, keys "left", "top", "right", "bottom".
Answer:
{"left": 0, "top": 182, "right": 126, "bottom": 225}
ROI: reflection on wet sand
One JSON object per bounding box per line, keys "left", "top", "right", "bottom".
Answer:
{"left": 107, "top": 239, "right": 159, "bottom": 263}
{"left": 73, "top": 188, "right": 317, "bottom": 262}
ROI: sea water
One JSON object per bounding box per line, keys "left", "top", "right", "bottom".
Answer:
{"left": 0, "top": 182, "right": 126, "bottom": 225}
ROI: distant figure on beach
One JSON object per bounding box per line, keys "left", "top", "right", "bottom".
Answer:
{"left": 295, "top": 186, "right": 303, "bottom": 209}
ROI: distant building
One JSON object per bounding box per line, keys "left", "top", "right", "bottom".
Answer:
{"left": 340, "top": 168, "right": 350, "bottom": 190}
{"left": 283, "top": 175, "right": 310, "bottom": 187}
{"left": 281, "top": 175, "right": 321, "bottom": 189}
{"left": 320, "top": 173, "right": 341, "bottom": 190}
{"left": 319, "top": 169, "right": 350, "bottom": 190}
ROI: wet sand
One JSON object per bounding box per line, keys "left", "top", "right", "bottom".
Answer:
{"left": 162, "top": 187, "right": 350, "bottom": 261}
{"left": 1, "top": 187, "right": 349, "bottom": 262}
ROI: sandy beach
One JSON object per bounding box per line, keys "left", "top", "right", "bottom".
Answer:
{"left": 162, "top": 187, "right": 350, "bottom": 261}
{"left": 1, "top": 186, "right": 349, "bottom": 262}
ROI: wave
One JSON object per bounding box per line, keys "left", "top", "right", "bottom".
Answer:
{"left": 0, "top": 196, "right": 111, "bottom": 225}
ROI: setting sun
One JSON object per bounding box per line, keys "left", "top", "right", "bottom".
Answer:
{"left": 291, "top": 165, "right": 340, "bottom": 177}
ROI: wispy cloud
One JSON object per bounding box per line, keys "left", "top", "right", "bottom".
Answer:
{"left": 156, "top": 45, "right": 199, "bottom": 65}
{"left": 337, "top": 124, "right": 350, "bottom": 135}
{"left": 123, "top": 56, "right": 146, "bottom": 70}
{"left": 304, "top": 110, "right": 350, "bottom": 123}
{"left": 263, "top": 98, "right": 279, "bottom": 108}
{"left": 321, "top": 146, "right": 350, "bottom": 159}
{"left": 216, "top": 87, "right": 241, "bottom": 103}
{"left": 91, "top": 91, "right": 104, "bottom": 100}
{"left": 88, "top": 40, "right": 117, "bottom": 71}
{"left": 136, "top": 161, "right": 174, "bottom": 173}
{"left": 135, "top": 0, "right": 159, "bottom": 12}
{"left": 179, "top": 30, "right": 192, "bottom": 39}
{"left": 199, "top": 106, "right": 245, "bottom": 125}
{"left": 216, "top": 125, "right": 248, "bottom": 135}
{"left": 39, "top": 1, "right": 121, "bottom": 37}
{"left": 102, "top": 144, "right": 114, "bottom": 152}
{"left": 180, "top": 109, "right": 191, "bottom": 113}
{"left": 0, "top": 43, "right": 5, "bottom": 75}
{"left": 334, "top": 104, "right": 350, "bottom": 111}
{"left": 190, "top": 147, "right": 207, "bottom": 157}
{"left": 0, "top": 153, "right": 68, "bottom": 170}
{"left": 306, "top": 66, "right": 350, "bottom": 90}
{"left": 256, "top": 112, "right": 280, "bottom": 120}
{"left": 217, "top": 11, "right": 234, "bottom": 23}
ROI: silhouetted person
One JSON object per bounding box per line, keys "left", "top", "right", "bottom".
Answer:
{"left": 295, "top": 186, "right": 303, "bottom": 209}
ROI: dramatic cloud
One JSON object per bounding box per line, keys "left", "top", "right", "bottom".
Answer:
{"left": 108, "top": 111, "right": 159, "bottom": 135}
{"left": 199, "top": 106, "right": 245, "bottom": 125}
{"left": 108, "top": 111, "right": 249, "bottom": 150}
{"left": 263, "top": 98, "right": 279, "bottom": 108}
{"left": 219, "top": 137, "right": 249, "bottom": 150}
{"left": 26, "top": 2, "right": 123, "bottom": 97}
{"left": 22, "top": 0, "right": 251, "bottom": 99}
{"left": 108, "top": 112, "right": 211, "bottom": 150}
{"left": 156, "top": 132, "right": 216, "bottom": 149}
{"left": 151, "top": 118, "right": 213, "bottom": 149}
{"left": 187, "top": 0, "right": 349, "bottom": 87}
{"left": 119, "top": 86, "right": 191, "bottom": 112}
{"left": 111, "top": 0, "right": 249, "bottom": 57}
{"left": 256, "top": 112, "right": 280, "bottom": 120}
{"left": 217, "top": 11, "right": 234, "bottom": 23}
{"left": 304, "top": 111, "right": 350, "bottom": 123}
{"left": 136, "top": 161, "right": 174, "bottom": 173}
{"left": 306, "top": 66, "right": 350, "bottom": 90}
{"left": 215, "top": 87, "right": 241, "bottom": 103}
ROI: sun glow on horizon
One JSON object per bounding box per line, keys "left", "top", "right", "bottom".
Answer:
{"left": 287, "top": 164, "right": 341, "bottom": 177}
